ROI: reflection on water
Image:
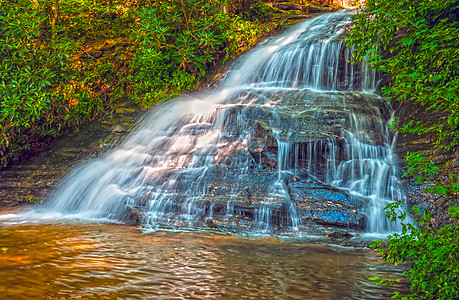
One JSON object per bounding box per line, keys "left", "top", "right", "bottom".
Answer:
{"left": 0, "top": 221, "right": 404, "bottom": 299}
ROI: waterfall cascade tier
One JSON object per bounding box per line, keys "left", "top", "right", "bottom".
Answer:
{"left": 33, "top": 11, "right": 405, "bottom": 236}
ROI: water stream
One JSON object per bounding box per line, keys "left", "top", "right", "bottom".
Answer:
{"left": 8, "top": 11, "right": 405, "bottom": 236}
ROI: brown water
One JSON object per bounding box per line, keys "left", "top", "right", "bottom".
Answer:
{"left": 0, "top": 220, "right": 405, "bottom": 300}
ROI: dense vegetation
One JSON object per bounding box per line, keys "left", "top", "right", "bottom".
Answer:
{"left": 131, "top": 0, "right": 276, "bottom": 107}
{"left": 1, "top": 0, "right": 135, "bottom": 166}
{"left": 0, "top": 0, "right": 278, "bottom": 167}
{"left": 348, "top": 0, "right": 459, "bottom": 298}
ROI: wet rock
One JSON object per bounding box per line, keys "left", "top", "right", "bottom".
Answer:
{"left": 307, "top": 5, "right": 333, "bottom": 13}
{"left": 248, "top": 143, "right": 277, "bottom": 169}
{"left": 285, "top": 14, "right": 310, "bottom": 20}
{"left": 112, "top": 124, "right": 128, "bottom": 134}
{"left": 205, "top": 218, "right": 218, "bottom": 228}
{"left": 122, "top": 206, "right": 144, "bottom": 226}
{"left": 327, "top": 231, "right": 353, "bottom": 240}
{"left": 291, "top": 180, "right": 366, "bottom": 229}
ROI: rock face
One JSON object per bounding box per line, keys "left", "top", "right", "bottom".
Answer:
{"left": 392, "top": 94, "right": 459, "bottom": 228}
{"left": 122, "top": 205, "right": 144, "bottom": 226}
{"left": 178, "top": 89, "right": 390, "bottom": 234}
{"left": 0, "top": 108, "right": 141, "bottom": 207}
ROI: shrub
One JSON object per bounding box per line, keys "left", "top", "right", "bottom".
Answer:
{"left": 347, "top": 0, "right": 459, "bottom": 298}
{"left": 371, "top": 202, "right": 458, "bottom": 299}
{"left": 130, "top": 0, "right": 272, "bottom": 107}
{"left": 0, "top": 0, "right": 69, "bottom": 164}
{"left": 0, "top": 0, "right": 135, "bottom": 166}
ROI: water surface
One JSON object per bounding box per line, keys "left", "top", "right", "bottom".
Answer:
{"left": 0, "top": 220, "right": 404, "bottom": 299}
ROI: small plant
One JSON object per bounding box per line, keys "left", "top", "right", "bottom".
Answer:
{"left": 371, "top": 202, "right": 458, "bottom": 299}
{"left": 25, "top": 195, "right": 42, "bottom": 204}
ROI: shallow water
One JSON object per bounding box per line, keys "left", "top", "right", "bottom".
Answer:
{"left": 0, "top": 219, "right": 405, "bottom": 299}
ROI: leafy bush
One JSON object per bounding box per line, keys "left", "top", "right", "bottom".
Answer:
{"left": 130, "top": 1, "right": 222, "bottom": 107}
{"left": 0, "top": 0, "right": 277, "bottom": 165}
{"left": 371, "top": 202, "right": 458, "bottom": 299}
{"left": 348, "top": 0, "right": 459, "bottom": 150}
{"left": 347, "top": 0, "right": 459, "bottom": 298}
{"left": 0, "top": 0, "right": 135, "bottom": 166}
{"left": 243, "top": 1, "right": 275, "bottom": 22}
{"left": 0, "top": 0, "right": 67, "bottom": 164}
{"left": 130, "top": 0, "right": 272, "bottom": 107}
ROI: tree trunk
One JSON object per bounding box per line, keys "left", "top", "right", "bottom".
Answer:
{"left": 53, "top": 0, "right": 59, "bottom": 26}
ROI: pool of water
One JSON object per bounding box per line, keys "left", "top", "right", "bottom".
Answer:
{"left": 0, "top": 216, "right": 405, "bottom": 299}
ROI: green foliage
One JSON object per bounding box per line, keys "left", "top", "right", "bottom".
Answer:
{"left": 0, "top": 0, "right": 277, "bottom": 164}
{"left": 131, "top": 0, "right": 222, "bottom": 106}
{"left": 348, "top": 0, "right": 459, "bottom": 149}
{"left": 347, "top": 1, "right": 459, "bottom": 299}
{"left": 0, "top": 0, "right": 136, "bottom": 166}
{"left": 0, "top": 0, "right": 68, "bottom": 165}
{"left": 372, "top": 202, "right": 459, "bottom": 299}
{"left": 243, "top": 1, "right": 275, "bottom": 22}
{"left": 403, "top": 152, "right": 438, "bottom": 184}
{"left": 130, "top": 0, "right": 272, "bottom": 107}
{"left": 25, "top": 194, "right": 42, "bottom": 204}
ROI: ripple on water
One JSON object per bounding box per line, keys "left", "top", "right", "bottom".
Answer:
{"left": 0, "top": 222, "right": 407, "bottom": 299}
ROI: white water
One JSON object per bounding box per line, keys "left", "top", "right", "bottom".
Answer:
{"left": 16, "top": 11, "right": 404, "bottom": 235}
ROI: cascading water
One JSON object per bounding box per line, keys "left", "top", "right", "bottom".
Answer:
{"left": 29, "top": 11, "right": 405, "bottom": 236}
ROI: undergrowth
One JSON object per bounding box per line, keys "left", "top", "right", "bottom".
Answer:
{"left": 0, "top": 0, "right": 278, "bottom": 166}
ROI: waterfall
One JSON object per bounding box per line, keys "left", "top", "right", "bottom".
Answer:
{"left": 32, "top": 10, "right": 404, "bottom": 235}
